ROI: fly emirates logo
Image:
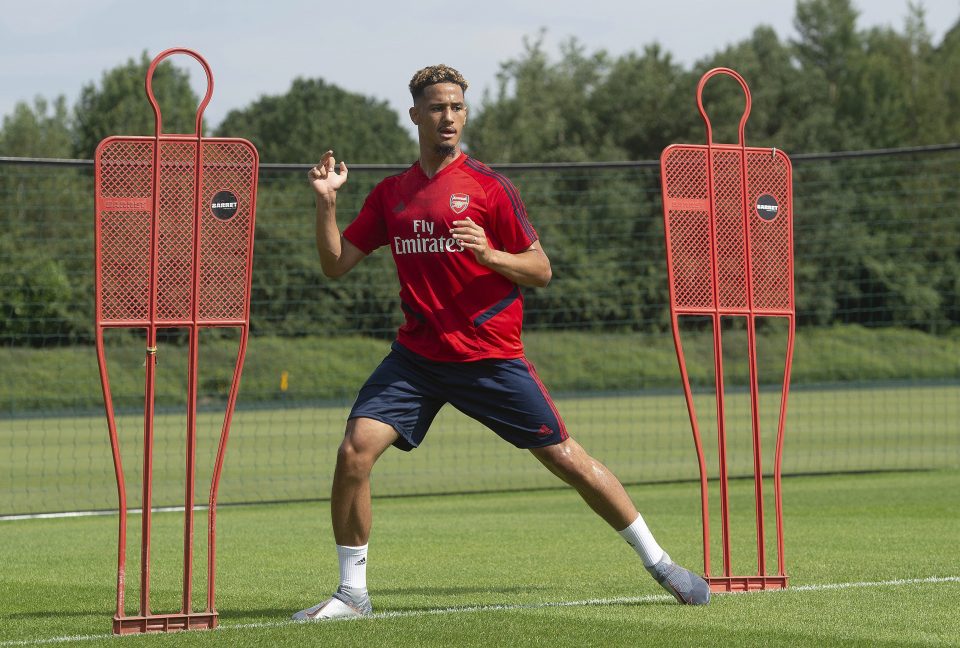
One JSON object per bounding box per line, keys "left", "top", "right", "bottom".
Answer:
{"left": 393, "top": 219, "right": 464, "bottom": 256}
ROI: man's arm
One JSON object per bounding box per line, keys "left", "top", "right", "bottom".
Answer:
{"left": 309, "top": 150, "right": 366, "bottom": 278}
{"left": 450, "top": 217, "right": 552, "bottom": 288}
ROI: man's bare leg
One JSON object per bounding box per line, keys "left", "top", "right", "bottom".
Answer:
{"left": 530, "top": 436, "right": 637, "bottom": 529}
{"left": 530, "top": 437, "right": 710, "bottom": 605}
{"left": 293, "top": 417, "right": 397, "bottom": 621}
{"left": 331, "top": 417, "right": 399, "bottom": 546}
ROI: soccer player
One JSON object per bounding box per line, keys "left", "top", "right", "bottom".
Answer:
{"left": 293, "top": 65, "right": 709, "bottom": 620}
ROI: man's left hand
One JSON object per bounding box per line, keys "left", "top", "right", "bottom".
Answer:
{"left": 451, "top": 218, "right": 492, "bottom": 264}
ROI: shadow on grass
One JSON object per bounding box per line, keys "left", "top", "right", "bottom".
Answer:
{"left": 4, "top": 608, "right": 110, "bottom": 620}
{"left": 218, "top": 589, "right": 669, "bottom": 622}
{"left": 372, "top": 584, "right": 543, "bottom": 596}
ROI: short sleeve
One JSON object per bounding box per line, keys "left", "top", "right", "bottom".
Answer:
{"left": 343, "top": 182, "right": 389, "bottom": 254}
{"left": 487, "top": 177, "right": 538, "bottom": 254}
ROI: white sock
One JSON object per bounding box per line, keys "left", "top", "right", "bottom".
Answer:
{"left": 617, "top": 514, "right": 668, "bottom": 567}
{"left": 336, "top": 544, "right": 368, "bottom": 596}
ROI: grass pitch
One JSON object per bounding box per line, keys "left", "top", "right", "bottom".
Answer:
{"left": 1, "top": 470, "right": 958, "bottom": 647}
{"left": 3, "top": 383, "right": 958, "bottom": 516}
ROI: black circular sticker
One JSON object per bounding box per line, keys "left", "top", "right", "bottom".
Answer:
{"left": 756, "top": 193, "right": 779, "bottom": 221}
{"left": 211, "top": 191, "right": 238, "bottom": 220}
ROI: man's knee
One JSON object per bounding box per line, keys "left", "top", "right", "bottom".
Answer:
{"left": 336, "top": 435, "right": 369, "bottom": 476}
{"left": 336, "top": 418, "right": 398, "bottom": 476}
{"left": 531, "top": 438, "right": 592, "bottom": 482}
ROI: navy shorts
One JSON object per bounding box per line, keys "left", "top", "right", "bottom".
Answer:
{"left": 349, "top": 342, "right": 569, "bottom": 451}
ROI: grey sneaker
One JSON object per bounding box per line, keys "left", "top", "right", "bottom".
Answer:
{"left": 292, "top": 587, "right": 373, "bottom": 621}
{"left": 646, "top": 553, "right": 710, "bottom": 605}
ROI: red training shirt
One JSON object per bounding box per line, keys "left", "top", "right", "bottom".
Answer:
{"left": 343, "top": 154, "right": 538, "bottom": 362}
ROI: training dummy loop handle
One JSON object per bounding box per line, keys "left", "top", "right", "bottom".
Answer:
{"left": 696, "top": 67, "right": 752, "bottom": 148}
{"left": 145, "top": 47, "right": 214, "bottom": 138}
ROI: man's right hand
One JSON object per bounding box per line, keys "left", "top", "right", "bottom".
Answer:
{"left": 309, "top": 150, "right": 349, "bottom": 197}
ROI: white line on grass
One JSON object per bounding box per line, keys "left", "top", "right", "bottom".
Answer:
{"left": 0, "top": 506, "right": 205, "bottom": 522}
{"left": 788, "top": 576, "right": 960, "bottom": 592}
{"left": 2, "top": 576, "right": 957, "bottom": 646}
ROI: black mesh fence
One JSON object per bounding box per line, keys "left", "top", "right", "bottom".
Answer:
{"left": 1, "top": 146, "right": 958, "bottom": 515}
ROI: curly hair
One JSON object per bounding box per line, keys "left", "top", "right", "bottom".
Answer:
{"left": 408, "top": 64, "right": 469, "bottom": 101}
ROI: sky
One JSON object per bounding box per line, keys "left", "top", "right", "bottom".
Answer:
{"left": 1, "top": 0, "right": 958, "bottom": 140}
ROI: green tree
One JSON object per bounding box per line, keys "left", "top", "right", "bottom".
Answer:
{"left": 789, "top": 1, "right": 959, "bottom": 150}
{"left": 73, "top": 52, "right": 202, "bottom": 158}
{"left": 467, "top": 33, "right": 623, "bottom": 163}
{"left": 590, "top": 43, "right": 690, "bottom": 159}
{"left": 791, "top": 0, "right": 864, "bottom": 150}
{"left": 0, "top": 96, "right": 72, "bottom": 158}
{"left": 928, "top": 17, "right": 960, "bottom": 142}
{"left": 0, "top": 98, "right": 91, "bottom": 344}
{"left": 216, "top": 78, "right": 415, "bottom": 163}
{"left": 792, "top": 0, "right": 861, "bottom": 93}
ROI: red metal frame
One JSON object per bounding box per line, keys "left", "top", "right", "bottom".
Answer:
{"left": 659, "top": 68, "right": 795, "bottom": 592}
{"left": 94, "top": 48, "right": 259, "bottom": 634}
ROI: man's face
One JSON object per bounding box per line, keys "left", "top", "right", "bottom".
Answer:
{"left": 409, "top": 82, "right": 467, "bottom": 155}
